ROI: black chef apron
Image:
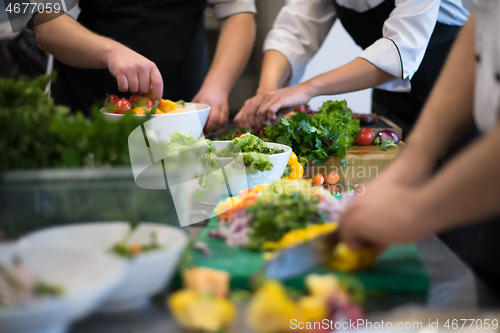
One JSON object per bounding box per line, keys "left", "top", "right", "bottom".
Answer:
{"left": 332, "top": 0, "right": 461, "bottom": 137}
{"left": 51, "top": 0, "right": 208, "bottom": 114}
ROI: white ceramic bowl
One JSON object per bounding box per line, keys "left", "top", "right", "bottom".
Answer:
{"left": 20, "top": 222, "right": 188, "bottom": 313}
{"left": 197, "top": 141, "right": 292, "bottom": 206}
{"left": 100, "top": 103, "right": 211, "bottom": 140}
{"left": 0, "top": 243, "right": 125, "bottom": 333}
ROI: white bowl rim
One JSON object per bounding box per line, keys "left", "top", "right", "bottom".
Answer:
{"left": 0, "top": 244, "right": 125, "bottom": 318}
{"left": 19, "top": 221, "right": 188, "bottom": 264}
{"left": 99, "top": 102, "right": 210, "bottom": 117}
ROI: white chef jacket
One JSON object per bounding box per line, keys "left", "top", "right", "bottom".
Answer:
{"left": 474, "top": 0, "right": 500, "bottom": 133}
{"left": 208, "top": 0, "right": 256, "bottom": 19}
{"left": 264, "top": 0, "right": 469, "bottom": 90}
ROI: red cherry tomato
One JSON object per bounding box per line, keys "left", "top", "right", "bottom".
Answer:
{"left": 137, "top": 97, "right": 153, "bottom": 108}
{"left": 233, "top": 132, "right": 246, "bottom": 139}
{"left": 105, "top": 94, "right": 119, "bottom": 107}
{"left": 356, "top": 128, "right": 375, "bottom": 146}
{"left": 114, "top": 98, "right": 132, "bottom": 114}
{"left": 129, "top": 94, "right": 142, "bottom": 105}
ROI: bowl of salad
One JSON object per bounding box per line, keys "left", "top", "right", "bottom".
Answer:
{"left": 213, "top": 133, "right": 292, "bottom": 193}
{"left": 100, "top": 95, "right": 211, "bottom": 140}
{"left": 0, "top": 243, "right": 125, "bottom": 333}
{"left": 20, "top": 222, "right": 188, "bottom": 313}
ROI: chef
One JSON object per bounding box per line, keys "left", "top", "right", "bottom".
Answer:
{"left": 234, "top": 0, "right": 469, "bottom": 135}
{"left": 32, "top": 0, "right": 256, "bottom": 133}
{"left": 339, "top": 7, "right": 500, "bottom": 301}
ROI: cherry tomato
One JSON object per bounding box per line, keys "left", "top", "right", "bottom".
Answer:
{"left": 313, "top": 174, "right": 324, "bottom": 186}
{"left": 356, "top": 128, "right": 375, "bottom": 146}
{"left": 233, "top": 132, "right": 246, "bottom": 139}
{"left": 137, "top": 97, "right": 153, "bottom": 108}
{"left": 325, "top": 172, "right": 340, "bottom": 185}
{"left": 288, "top": 152, "right": 298, "bottom": 166}
{"left": 114, "top": 98, "right": 132, "bottom": 114}
{"left": 129, "top": 93, "right": 142, "bottom": 105}
{"left": 289, "top": 163, "right": 304, "bottom": 180}
{"left": 104, "top": 94, "right": 119, "bottom": 111}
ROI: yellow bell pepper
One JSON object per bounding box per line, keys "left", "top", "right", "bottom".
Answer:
{"left": 289, "top": 162, "right": 304, "bottom": 180}
{"left": 287, "top": 151, "right": 298, "bottom": 165}
{"left": 168, "top": 290, "right": 235, "bottom": 332}
{"left": 327, "top": 243, "right": 376, "bottom": 272}
{"left": 158, "top": 99, "right": 181, "bottom": 113}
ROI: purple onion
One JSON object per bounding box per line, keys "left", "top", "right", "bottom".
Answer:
{"left": 377, "top": 129, "right": 399, "bottom": 144}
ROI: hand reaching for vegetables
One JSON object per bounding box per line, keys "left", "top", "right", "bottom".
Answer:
{"left": 254, "top": 82, "right": 317, "bottom": 129}
{"left": 105, "top": 44, "right": 164, "bottom": 102}
{"left": 193, "top": 87, "right": 229, "bottom": 134}
{"left": 234, "top": 93, "right": 267, "bottom": 129}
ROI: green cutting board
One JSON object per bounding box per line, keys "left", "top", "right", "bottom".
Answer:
{"left": 191, "top": 217, "right": 429, "bottom": 305}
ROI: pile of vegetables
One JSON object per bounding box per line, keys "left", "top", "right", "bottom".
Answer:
{"left": 263, "top": 100, "right": 360, "bottom": 165}
{"left": 169, "top": 267, "right": 363, "bottom": 333}
{"left": 0, "top": 74, "right": 145, "bottom": 172}
{"left": 103, "top": 93, "right": 187, "bottom": 115}
{"left": 210, "top": 179, "right": 354, "bottom": 251}
{"left": 356, "top": 128, "right": 399, "bottom": 150}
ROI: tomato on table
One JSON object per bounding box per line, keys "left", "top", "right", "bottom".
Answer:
{"left": 313, "top": 174, "right": 324, "bottom": 186}
{"left": 325, "top": 172, "right": 339, "bottom": 185}
{"left": 356, "top": 128, "right": 375, "bottom": 146}
{"left": 114, "top": 98, "right": 132, "bottom": 114}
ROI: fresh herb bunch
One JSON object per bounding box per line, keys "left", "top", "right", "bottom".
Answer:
{"left": 244, "top": 192, "right": 327, "bottom": 250}
{"left": 0, "top": 74, "right": 145, "bottom": 172}
{"left": 262, "top": 100, "right": 360, "bottom": 164}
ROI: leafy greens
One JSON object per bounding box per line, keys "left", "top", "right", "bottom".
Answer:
{"left": 262, "top": 100, "right": 359, "bottom": 165}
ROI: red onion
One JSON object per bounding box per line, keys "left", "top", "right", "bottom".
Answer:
{"left": 377, "top": 129, "right": 399, "bottom": 143}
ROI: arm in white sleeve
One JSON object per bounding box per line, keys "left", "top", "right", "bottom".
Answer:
{"left": 208, "top": 0, "right": 256, "bottom": 19}
{"left": 358, "top": 0, "right": 441, "bottom": 92}
{"left": 263, "top": 0, "right": 337, "bottom": 84}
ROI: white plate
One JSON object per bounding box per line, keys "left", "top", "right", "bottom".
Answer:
{"left": 20, "top": 222, "right": 188, "bottom": 313}
{"left": 0, "top": 243, "right": 125, "bottom": 333}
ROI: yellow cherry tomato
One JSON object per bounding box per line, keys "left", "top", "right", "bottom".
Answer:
{"left": 289, "top": 162, "right": 304, "bottom": 180}
{"left": 288, "top": 152, "right": 298, "bottom": 166}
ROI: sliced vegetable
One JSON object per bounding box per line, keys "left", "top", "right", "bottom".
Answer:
{"left": 150, "top": 100, "right": 160, "bottom": 115}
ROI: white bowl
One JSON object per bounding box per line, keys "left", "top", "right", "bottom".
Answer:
{"left": 0, "top": 243, "right": 125, "bottom": 333}
{"left": 20, "top": 222, "right": 188, "bottom": 313}
{"left": 197, "top": 141, "right": 292, "bottom": 206}
{"left": 100, "top": 103, "right": 211, "bottom": 140}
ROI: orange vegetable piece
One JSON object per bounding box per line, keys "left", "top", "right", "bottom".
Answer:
{"left": 132, "top": 106, "right": 148, "bottom": 115}
{"left": 312, "top": 174, "right": 324, "bottom": 186}
{"left": 158, "top": 99, "right": 181, "bottom": 113}
{"left": 129, "top": 243, "right": 142, "bottom": 255}
{"left": 325, "top": 172, "right": 340, "bottom": 185}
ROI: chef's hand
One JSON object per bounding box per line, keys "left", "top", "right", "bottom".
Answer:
{"left": 105, "top": 44, "right": 163, "bottom": 102}
{"left": 339, "top": 181, "right": 430, "bottom": 253}
{"left": 234, "top": 93, "right": 267, "bottom": 129}
{"left": 193, "top": 88, "right": 229, "bottom": 134}
{"left": 254, "top": 82, "right": 316, "bottom": 129}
